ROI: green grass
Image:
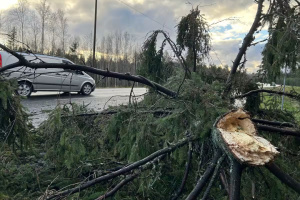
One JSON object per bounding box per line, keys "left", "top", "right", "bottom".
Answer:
{"left": 260, "top": 86, "right": 300, "bottom": 124}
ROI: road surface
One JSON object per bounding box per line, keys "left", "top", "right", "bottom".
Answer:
{"left": 21, "top": 88, "right": 147, "bottom": 127}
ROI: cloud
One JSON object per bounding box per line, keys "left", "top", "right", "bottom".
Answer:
{"left": 4, "top": 0, "right": 268, "bottom": 72}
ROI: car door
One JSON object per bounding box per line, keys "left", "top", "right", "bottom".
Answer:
{"left": 28, "top": 56, "right": 64, "bottom": 91}
{"left": 59, "top": 60, "right": 82, "bottom": 92}
{"left": 60, "top": 69, "right": 81, "bottom": 92}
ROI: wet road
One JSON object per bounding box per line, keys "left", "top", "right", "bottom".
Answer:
{"left": 21, "top": 88, "right": 147, "bottom": 127}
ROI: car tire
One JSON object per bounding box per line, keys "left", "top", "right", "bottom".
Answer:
{"left": 17, "top": 81, "right": 32, "bottom": 97}
{"left": 81, "top": 83, "right": 93, "bottom": 95}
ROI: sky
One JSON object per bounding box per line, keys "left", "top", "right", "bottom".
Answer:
{"left": 0, "top": 0, "right": 269, "bottom": 73}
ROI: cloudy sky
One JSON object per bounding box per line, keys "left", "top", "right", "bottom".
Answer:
{"left": 0, "top": 0, "right": 268, "bottom": 72}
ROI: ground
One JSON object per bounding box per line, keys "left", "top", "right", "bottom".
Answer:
{"left": 21, "top": 88, "right": 147, "bottom": 127}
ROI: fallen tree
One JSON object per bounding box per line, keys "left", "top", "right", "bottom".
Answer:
{"left": 0, "top": 0, "right": 300, "bottom": 199}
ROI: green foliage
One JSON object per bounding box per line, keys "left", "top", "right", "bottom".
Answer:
{"left": 0, "top": 79, "right": 30, "bottom": 151}
{"left": 177, "top": 6, "right": 210, "bottom": 72}
{"left": 138, "top": 31, "right": 173, "bottom": 83}
{"left": 261, "top": 8, "right": 299, "bottom": 81}
{"left": 40, "top": 104, "right": 93, "bottom": 169}
{"left": 7, "top": 27, "right": 18, "bottom": 51}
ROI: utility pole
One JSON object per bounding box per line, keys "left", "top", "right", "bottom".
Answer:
{"left": 92, "top": 0, "right": 98, "bottom": 68}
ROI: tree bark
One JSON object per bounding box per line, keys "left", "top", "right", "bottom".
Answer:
{"left": 266, "top": 162, "right": 300, "bottom": 194}
{"left": 256, "top": 124, "right": 300, "bottom": 137}
{"left": 171, "top": 143, "right": 193, "bottom": 200}
{"left": 185, "top": 149, "right": 222, "bottom": 200}
{"left": 229, "top": 161, "right": 243, "bottom": 200}
{"left": 223, "top": 0, "right": 264, "bottom": 97}
{"left": 252, "top": 118, "right": 295, "bottom": 128}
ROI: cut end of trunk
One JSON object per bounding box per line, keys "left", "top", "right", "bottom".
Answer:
{"left": 214, "top": 109, "right": 279, "bottom": 166}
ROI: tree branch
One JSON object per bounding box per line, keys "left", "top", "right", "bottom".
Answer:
{"left": 46, "top": 138, "right": 189, "bottom": 199}
{"left": 232, "top": 89, "right": 300, "bottom": 100}
{"left": 229, "top": 161, "right": 243, "bottom": 200}
{"left": 95, "top": 174, "right": 138, "bottom": 200}
{"left": 256, "top": 124, "right": 300, "bottom": 137}
{"left": 223, "top": 0, "right": 264, "bottom": 97}
{"left": 252, "top": 118, "right": 295, "bottom": 128}
{"left": 266, "top": 162, "right": 300, "bottom": 194}
{"left": 0, "top": 43, "right": 177, "bottom": 97}
{"left": 96, "top": 153, "right": 167, "bottom": 200}
{"left": 201, "top": 154, "right": 226, "bottom": 200}
{"left": 185, "top": 149, "right": 222, "bottom": 200}
{"left": 171, "top": 143, "right": 193, "bottom": 200}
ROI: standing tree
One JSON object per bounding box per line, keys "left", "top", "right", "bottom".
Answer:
{"left": 176, "top": 6, "right": 210, "bottom": 73}
{"left": 29, "top": 12, "right": 40, "bottom": 52}
{"left": 11, "top": 0, "right": 28, "bottom": 48}
{"left": 36, "top": 0, "right": 50, "bottom": 54}
{"left": 48, "top": 12, "right": 57, "bottom": 55}
{"left": 57, "top": 9, "right": 68, "bottom": 56}
{"left": 261, "top": 0, "right": 299, "bottom": 81}
{"left": 7, "top": 27, "right": 18, "bottom": 50}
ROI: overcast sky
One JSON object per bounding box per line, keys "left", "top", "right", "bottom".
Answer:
{"left": 0, "top": 0, "right": 268, "bottom": 73}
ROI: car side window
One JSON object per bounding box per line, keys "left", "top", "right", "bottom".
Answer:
{"left": 62, "top": 60, "right": 73, "bottom": 65}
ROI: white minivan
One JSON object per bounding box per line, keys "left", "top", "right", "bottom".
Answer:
{"left": 0, "top": 51, "right": 96, "bottom": 97}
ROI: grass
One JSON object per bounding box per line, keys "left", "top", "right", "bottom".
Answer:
{"left": 260, "top": 86, "right": 300, "bottom": 124}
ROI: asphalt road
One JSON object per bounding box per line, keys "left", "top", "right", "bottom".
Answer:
{"left": 21, "top": 88, "right": 147, "bottom": 127}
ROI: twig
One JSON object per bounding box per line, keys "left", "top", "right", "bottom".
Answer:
{"left": 250, "top": 38, "right": 268, "bottom": 46}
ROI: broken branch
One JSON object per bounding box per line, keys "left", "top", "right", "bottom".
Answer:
{"left": 232, "top": 89, "right": 300, "bottom": 100}
{"left": 185, "top": 149, "right": 222, "bottom": 200}
{"left": 0, "top": 43, "right": 177, "bottom": 97}
{"left": 252, "top": 118, "right": 295, "bottom": 128}
{"left": 256, "top": 124, "right": 300, "bottom": 137}
{"left": 46, "top": 138, "right": 189, "bottom": 199}
{"left": 266, "top": 162, "right": 300, "bottom": 194}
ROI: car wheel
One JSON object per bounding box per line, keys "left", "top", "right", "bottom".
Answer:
{"left": 81, "top": 83, "right": 92, "bottom": 95}
{"left": 17, "top": 82, "right": 32, "bottom": 97}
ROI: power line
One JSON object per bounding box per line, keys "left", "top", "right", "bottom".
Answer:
{"left": 115, "top": 0, "right": 173, "bottom": 31}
